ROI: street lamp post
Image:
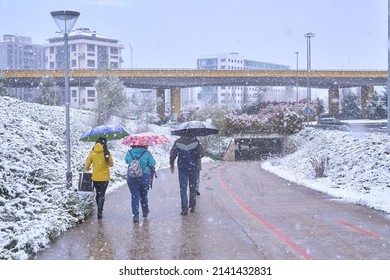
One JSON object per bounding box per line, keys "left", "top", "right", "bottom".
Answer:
{"left": 304, "top": 32, "right": 315, "bottom": 124}
{"left": 295, "top": 51, "right": 299, "bottom": 102}
{"left": 128, "top": 43, "right": 133, "bottom": 69}
{"left": 51, "top": 10, "right": 80, "bottom": 188}
{"left": 388, "top": 0, "right": 390, "bottom": 133}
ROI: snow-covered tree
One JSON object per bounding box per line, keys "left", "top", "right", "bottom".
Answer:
{"left": 193, "top": 103, "right": 229, "bottom": 135}
{"left": 252, "top": 86, "right": 267, "bottom": 104}
{"left": 367, "top": 90, "right": 387, "bottom": 120}
{"left": 33, "top": 76, "right": 62, "bottom": 106}
{"left": 94, "top": 74, "right": 129, "bottom": 126}
{"left": 283, "top": 86, "right": 295, "bottom": 102}
{"left": 315, "top": 97, "right": 325, "bottom": 116}
{"left": 0, "top": 74, "right": 7, "bottom": 97}
{"left": 133, "top": 94, "right": 159, "bottom": 131}
{"left": 340, "top": 90, "right": 361, "bottom": 119}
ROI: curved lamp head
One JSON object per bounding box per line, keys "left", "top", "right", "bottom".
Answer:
{"left": 304, "top": 32, "right": 315, "bottom": 38}
{"left": 50, "top": 10, "right": 80, "bottom": 35}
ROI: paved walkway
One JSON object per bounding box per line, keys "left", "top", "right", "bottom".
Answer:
{"left": 33, "top": 161, "right": 390, "bottom": 260}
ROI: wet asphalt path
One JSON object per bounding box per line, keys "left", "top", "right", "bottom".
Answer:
{"left": 33, "top": 161, "right": 390, "bottom": 260}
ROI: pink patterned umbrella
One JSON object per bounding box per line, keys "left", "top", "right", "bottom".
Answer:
{"left": 122, "top": 132, "right": 170, "bottom": 146}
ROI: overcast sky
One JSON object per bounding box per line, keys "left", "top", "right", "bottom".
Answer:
{"left": 0, "top": 0, "right": 387, "bottom": 70}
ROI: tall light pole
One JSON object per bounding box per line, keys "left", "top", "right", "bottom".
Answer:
{"left": 295, "top": 51, "right": 299, "bottom": 102}
{"left": 388, "top": 0, "right": 390, "bottom": 133}
{"left": 51, "top": 10, "right": 80, "bottom": 188}
{"left": 304, "top": 32, "right": 315, "bottom": 124}
{"left": 128, "top": 43, "right": 133, "bottom": 68}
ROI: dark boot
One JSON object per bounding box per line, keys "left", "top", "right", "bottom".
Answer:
{"left": 97, "top": 197, "right": 105, "bottom": 219}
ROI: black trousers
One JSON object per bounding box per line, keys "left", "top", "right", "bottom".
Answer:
{"left": 93, "top": 181, "right": 108, "bottom": 202}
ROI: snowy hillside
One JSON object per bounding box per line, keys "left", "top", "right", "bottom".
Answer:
{"left": 262, "top": 127, "right": 390, "bottom": 214}
{"left": 0, "top": 96, "right": 173, "bottom": 260}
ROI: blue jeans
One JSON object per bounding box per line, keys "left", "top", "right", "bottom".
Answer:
{"left": 178, "top": 168, "right": 198, "bottom": 211}
{"left": 127, "top": 173, "right": 150, "bottom": 217}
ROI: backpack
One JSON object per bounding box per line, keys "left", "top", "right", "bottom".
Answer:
{"left": 128, "top": 150, "right": 146, "bottom": 178}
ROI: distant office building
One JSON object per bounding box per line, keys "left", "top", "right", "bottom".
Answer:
{"left": 0, "top": 35, "right": 44, "bottom": 101}
{"left": 197, "top": 52, "right": 290, "bottom": 109}
{"left": 44, "top": 28, "right": 124, "bottom": 109}
{"left": 0, "top": 35, "right": 44, "bottom": 70}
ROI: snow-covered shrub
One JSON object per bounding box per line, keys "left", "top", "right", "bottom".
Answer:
{"left": 225, "top": 102, "right": 305, "bottom": 135}
{"left": 270, "top": 108, "right": 305, "bottom": 134}
{"left": 309, "top": 154, "right": 330, "bottom": 178}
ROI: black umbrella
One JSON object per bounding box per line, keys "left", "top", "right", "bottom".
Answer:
{"left": 171, "top": 120, "right": 219, "bottom": 137}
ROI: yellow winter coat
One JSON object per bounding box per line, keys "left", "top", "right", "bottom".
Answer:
{"left": 85, "top": 143, "right": 114, "bottom": 181}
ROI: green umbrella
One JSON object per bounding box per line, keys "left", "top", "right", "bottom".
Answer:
{"left": 80, "top": 124, "right": 129, "bottom": 142}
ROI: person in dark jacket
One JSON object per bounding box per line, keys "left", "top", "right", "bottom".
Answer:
{"left": 85, "top": 137, "right": 114, "bottom": 219}
{"left": 170, "top": 135, "right": 204, "bottom": 215}
{"left": 125, "top": 145, "right": 156, "bottom": 223}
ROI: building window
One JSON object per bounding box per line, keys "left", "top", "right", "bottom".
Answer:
{"left": 87, "top": 60, "right": 95, "bottom": 67}
{"left": 110, "top": 47, "right": 118, "bottom": 55}
{"left": 50, "top": 62, "right": 54, "bottom": 69}
{"left": 71, "top": 60, "right": 77, "bottom": 67}
{"left": 50, "top": 47, "right": 54, "bottom": 54}
{"left": 71, "top": 90, "right": 77, "bottom": 97}
{"left": 87, "top": 90, "right": 95, "bottom": 97}
{"left": 87, "top": 98, "right": 96, "bottom": 102}
{"left": 87, "top": 44, "right": 95, "bottom": 52}
{"left": 110, "top": 62, "right": 119, "bottom": 69}
{"left": 71, "top": 44, "right": 76, "bottom": 52}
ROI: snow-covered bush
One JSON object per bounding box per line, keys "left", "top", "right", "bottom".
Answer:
{"left": 309, "top": 154, "right": 330, "bottom": 178}
{"left": 225, "top": 102, "right": 305, "bottom": 135}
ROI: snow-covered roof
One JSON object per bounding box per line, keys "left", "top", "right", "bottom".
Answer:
{"left": 48, "top": 28, "right": 119, "bottom": 44}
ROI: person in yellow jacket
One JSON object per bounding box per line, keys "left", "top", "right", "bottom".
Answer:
{"left": 85, "top": 137, "right": 114, "bottom": 219}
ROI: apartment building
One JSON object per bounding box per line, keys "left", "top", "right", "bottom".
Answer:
{"left": 0, "top": 35, "right": 44, "bottom": 70}
{"left": 44, "top": 28, "right": 124, "bottom": 109}
{"left": 197, "top": 52, "right": 290, "bottom": 109}
{"left": 0, "top": 35, "right": 44, "bottom": 100}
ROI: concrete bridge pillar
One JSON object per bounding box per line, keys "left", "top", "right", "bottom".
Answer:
{"left": 156, "top": 88, "right": 165, "bottom": 118}
{"left": 328, "top": 86, "right": 340, "bottom": 116}
{"left": 170, "top": 86, "right": 181, "bottom": 121}
{"left": 361, "top": 85, "right": 374, "bottom": 119}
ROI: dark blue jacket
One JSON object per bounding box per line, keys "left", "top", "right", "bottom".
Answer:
{"left": 170, "top": 137, "right": 204, "bottom": 170}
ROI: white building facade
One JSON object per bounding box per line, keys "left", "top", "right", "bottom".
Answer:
{"left": 197, "top": 52, "right": 290, "bottom": 110}
{"left": 44, "top": 28, "right": 124, "bottom": 109}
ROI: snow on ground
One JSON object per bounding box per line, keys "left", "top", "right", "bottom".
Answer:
{"left": 1, "top": 96, "right": 390, "bottom": 259}
{"left": 262, "top": 127, "right": 390, "bottom": 214}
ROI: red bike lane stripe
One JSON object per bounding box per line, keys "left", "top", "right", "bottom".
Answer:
{"left": 217, "top": 168, "right": 315, "bottom": 260}
{"left": 337, "top": 220, "right": 381, "bottom": 239}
